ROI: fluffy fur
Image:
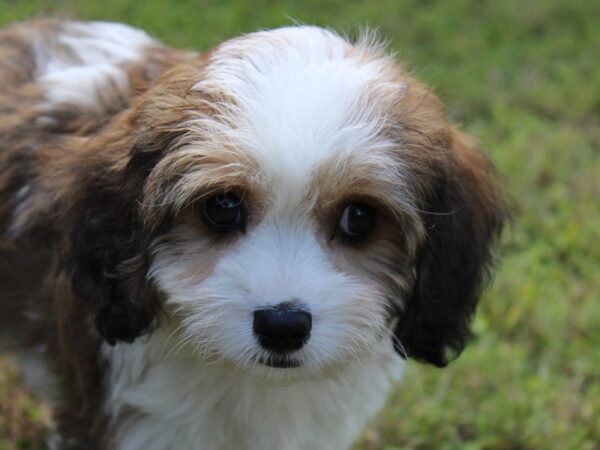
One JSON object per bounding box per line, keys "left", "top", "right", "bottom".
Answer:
{"left": 0, "top": 19, "right": 507, "bottom": 450}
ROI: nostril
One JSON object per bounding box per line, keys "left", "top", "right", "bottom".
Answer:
{"left": 253, "top": 305, "right": 312, "bottom": 354}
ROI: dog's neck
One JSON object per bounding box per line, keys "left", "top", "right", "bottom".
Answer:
{"left": 101, "top": 329, "right": 402, "bottom": 450}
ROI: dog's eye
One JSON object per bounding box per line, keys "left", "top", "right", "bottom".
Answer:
{"left": 202, "top": 193, "right": 244, "bottom": 233}
{"left": 337, "top": 202, "right": 376, "bottom": 244}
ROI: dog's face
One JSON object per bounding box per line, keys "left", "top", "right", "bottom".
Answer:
{"left": 68, "top": 27, "right": 505, "bottom": 378}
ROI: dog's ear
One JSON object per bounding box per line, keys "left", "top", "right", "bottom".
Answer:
{"left": 64, "top": 62, "right": 209, "bottom": 344}
{"left": 66, "top": 141, "right": 166, "bottom": 345}
{"left": 394, "top": 129, "right": 507, "bottom": 367}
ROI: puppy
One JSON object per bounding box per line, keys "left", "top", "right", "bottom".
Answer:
{"left": 0, "top": 19, "right": 506, "bottom": 450}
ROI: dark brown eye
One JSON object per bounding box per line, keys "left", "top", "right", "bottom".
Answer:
{"left": 337, "top": 202, "right": 376, "bottom": 244}
{"left": 202, "top": 193, "right": 244, "bottom": 233}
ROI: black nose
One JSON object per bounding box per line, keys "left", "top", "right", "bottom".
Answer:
{"left": 253, "top": 305, "right": 312, "bottom": 353}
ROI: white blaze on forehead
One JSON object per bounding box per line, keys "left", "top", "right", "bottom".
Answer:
{"left": 192, "top": 26, "right": 404, "bottom": 202}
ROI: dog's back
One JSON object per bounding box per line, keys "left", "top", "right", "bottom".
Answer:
{"left": 0, "top": 20, "right": 187, "bottom": 447}
{"left": 0, "top": 20, "right": 59, "bottom": 352}
{"left": 0, "top": 20, "right": 185, "bottom": 350}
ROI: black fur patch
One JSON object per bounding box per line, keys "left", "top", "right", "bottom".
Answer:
{"left": 394, "top": 166, "right": 505, "bottom": 367}
{"left": 68, "top": 146, "right": 167, "bottom": 344}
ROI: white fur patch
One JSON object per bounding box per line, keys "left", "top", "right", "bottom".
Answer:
{"left": 149, "top": 221, "right": 391, "bottom": 378}
{"left": 103, "top": 331, "right": 402, "bottom": 450}
{"left": 39, "top": 64, "right": 131, "bottom": 112}
{"left": 32, "top": 21, "right": 156, "bottom": 112}
{"left": 34, "top": 21, "right": 156, "bottom": 77}
{"left": 191, "top": 27, "right": 405, "bottom": 199}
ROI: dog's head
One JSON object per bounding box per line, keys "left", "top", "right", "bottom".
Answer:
{"left": 67, "top": 27, "right": 506, "bottom": 377}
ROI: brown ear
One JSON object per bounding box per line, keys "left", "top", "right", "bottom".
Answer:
{"left": 394, "top": 129, "right": 507, "bottom": 367}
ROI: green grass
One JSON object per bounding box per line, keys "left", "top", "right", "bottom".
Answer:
{"left": 1, "top": 1, "right": 599, "bottom": 449}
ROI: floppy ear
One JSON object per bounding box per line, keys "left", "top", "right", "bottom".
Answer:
{"left": 394, "top": 129, "right": 507, "bottom": 367}
{"left": 65, "top": 61, "right": 211, "bottom": 344}
{"left": 67, "top": 142, "right": 166, "bottom": 345}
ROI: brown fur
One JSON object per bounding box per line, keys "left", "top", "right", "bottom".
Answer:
{"left": 0, "top": 19, "right": 190, "bottom": 448}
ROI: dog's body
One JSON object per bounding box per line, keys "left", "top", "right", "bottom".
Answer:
{"left": 0, "top": 20, "right": 506, "bottom": 450}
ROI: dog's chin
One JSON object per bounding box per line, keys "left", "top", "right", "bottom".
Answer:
{"left": 236, "top": 351, "right": 361, "bottom": 383}
{"left": 245, "top": 352, "right": 317, "bottom": 381}
{"left": 247, "top": 360, "right": 327, "bottom": 383}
